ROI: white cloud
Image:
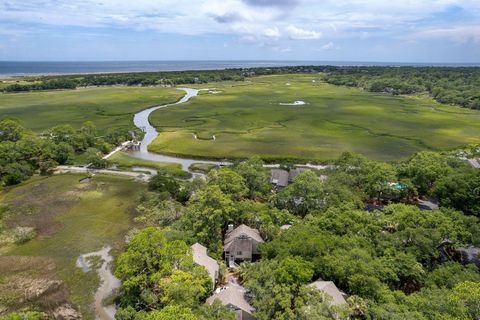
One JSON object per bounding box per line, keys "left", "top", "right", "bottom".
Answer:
{"left": 412, "top": 25, "right": 480, "bottom": 44}
{"left": 277, "top": 46, "right": 291, "bottom": 52}
{"left": 320, "top": 41, "right": 336, "bottom": 50}
{"left": 1, "top": 0, "right": 480, "bottom": 48}
{"left": 286, "top": 25, "right": 321, "bottom": 40}
{"left": 264, "top": 27, "right": 281, "bottom": 38}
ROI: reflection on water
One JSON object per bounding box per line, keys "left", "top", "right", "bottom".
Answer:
{"left": 76, "top": 245, "right": 120, "bottom": 320}
{"left": 128, "top": 87, "right": 331, "bottom": 172}
{"left": 129, "top": 88, "right": 229, "bottom": 171}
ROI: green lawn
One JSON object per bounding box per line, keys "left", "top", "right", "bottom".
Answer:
{"left": 0, "top": 86, "right": 184, "bottom": 133}
{"left": 148, "top": 74, "right": 480, "bottom": 161}
{"left": 0, "top": 174, "right": 145, "bottom": 318}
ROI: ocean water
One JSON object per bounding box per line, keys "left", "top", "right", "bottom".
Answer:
{"left": 0, "top": 60, "right": 478, "bottom": 77}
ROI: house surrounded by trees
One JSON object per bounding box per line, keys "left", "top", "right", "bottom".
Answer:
{"left": 224, "top": 224, "right": 264, "bottom": 268}
{"left": 191, "top": 243, "right": 219, "bottom": 289}
{"left": 308, "top": 279, "right": 347, "bottom": 306}
{"left": 207, "top": 282, "right": 254, "bottom": 320}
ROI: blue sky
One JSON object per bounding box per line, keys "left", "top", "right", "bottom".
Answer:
{"left": 1, "top": 0, "right": 479, "bottom": 62}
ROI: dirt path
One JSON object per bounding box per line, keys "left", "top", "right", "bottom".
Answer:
{"left": 55, "top": 166, "right": 152, "bottom": 181}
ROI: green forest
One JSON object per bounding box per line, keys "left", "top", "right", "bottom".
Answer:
{"left": 110, "top": 149, "right": 480, "bottom": 320}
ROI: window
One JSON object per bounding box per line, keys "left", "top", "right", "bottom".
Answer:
{"left": 237, "top": 251, "right": 242, "bottom": 255}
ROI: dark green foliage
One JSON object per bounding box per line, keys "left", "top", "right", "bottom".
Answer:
{"left": 135, "top": 193, "right": 184, "bottom": 227}
{"left": 148, "top": 175, "right": 181, "bottom": 195}
{"left": 239, "top": 257, "right": 351, "bottom": 319}
{"left": 113, "top": 152, "right": 480, "bottom": 320}
{"left": 424, "top": 262, "right": 480, "bottom": 289}
{"left": 1, "top": 162, "right": 33, "bottom": 185}
{"left": 260, "top": 203, "right": 479, "bottom": 317}
{"left": 434, "top": 169, "right": 480, "bottom": 217}
{"left": 180, "top": 184, "right": 235, "bottom": 256}
{"left": 398, "top": 151, "right": 452, "bottom": 195}
{"left": 324, "top": 66, "right": 480, "bottom": 109}
{"left": 196, "top": 300, "right": 236, "bottom": 320}
{"left": 115, "top": 227, "right": 211, "bottom": 311}
{"left": 206, "top": 168, "right": 248, "bottom": 200}
{"left": 0, "top": 121, "right": 120, "bottom": 185}
{"left": 333, "top": 152, "right": 404, "bottom": 201}
{"left": 84, "top": 147, "right": 109, "bottom": 168}
{"left": 234, "top": 156, "right": 270, "bottom": 199}
{"left": 0, "top": 119, "right": 24, "bottom": 142}
{"left": 273, "top": 171, "right": 329, "bottom": 216}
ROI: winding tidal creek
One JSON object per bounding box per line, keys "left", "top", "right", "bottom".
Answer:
{"left": 128, "top": 88, "right": 230, "bottom": 171}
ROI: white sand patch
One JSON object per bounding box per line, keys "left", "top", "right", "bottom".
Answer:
{"left": 279, "top": 101, "right": 307, "bottom": 106}
{"left": 208, "top": 90, "right": 222, "bottom": 94}
{"left": 286, "top": 83, "right": 291, "bottom": 86}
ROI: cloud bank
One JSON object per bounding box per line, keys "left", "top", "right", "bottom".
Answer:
{"left": 1, "top": 0, "right": 479, "bottom": 61}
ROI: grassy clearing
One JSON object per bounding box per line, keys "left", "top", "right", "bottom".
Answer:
{"left": 149, "top": 74, "right": 480, "bottom": 161}
{"left": 109, "top": 151, "right": 191, "bottom": 178}
{"left": 0, "top": 174, "right": 145, "bottom": 318}
{"left": 0, "top": 86, "right": 183, "bottom": 133}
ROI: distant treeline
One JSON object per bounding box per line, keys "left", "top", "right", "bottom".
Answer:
{"left": 324, "top": 66, "right": 480, "bottom": 109}
{"left": 3, "top": 65, "right": 480, "bottom": 109}
{"left": 1, "top": 66, "right": 325, "bottom": 92}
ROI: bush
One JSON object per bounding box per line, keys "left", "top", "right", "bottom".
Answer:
{"left": 13, "top": 226, "right": 36, "bottom": 244}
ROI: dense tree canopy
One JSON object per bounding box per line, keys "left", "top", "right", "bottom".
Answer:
{"left": 115, "top": 228, "right": 211, "bottom": 311}
{"left": 114, "top": 149, "right": 480, "bottom": 319}
{"left": 324, "top": 66, "right": 480, "bottom": 110}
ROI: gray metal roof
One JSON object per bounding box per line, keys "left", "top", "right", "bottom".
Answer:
{"left": 308, "top": 280, "right": 347, "bottom": 306}
{"left": 270, "top": 169, "right": 289, "bottom": 187}
{"left": 467, "top": 158, "right": 480, "bottom": 169}
{"left": 191, "top": 243, "right": 219, "bottom": 286}
{"left": 224, "top": 224, "right": 264, "bottom": 252}
{"left": 288, "top": 168, "right": 310, "bottom": 182}
{"left": 417, "top": 199, "right": 439, "bottom": 210}
{"left": 458, "top": 246, "right": 480, "bottom": 268}
{"left": 207, "top": 283, "right": 254, "bottom": 314}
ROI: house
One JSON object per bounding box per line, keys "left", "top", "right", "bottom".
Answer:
{"left": 458, "top": 246, "right": 480, "bottom": 268}
{"left": 224, "top": 224, "right": 264, "bottom": 267}
{"left": 417, "top": 198, "right": 439, "bottom": 211}
{"left": 270, "top": 169, "right": 289, "bottom": 188}
{"left": 437, "top": 241, "right": 480, "bottom": 268}
{"left": 207, "top": 283, "right": 254, "bottom": 320}
{"left": 191, "top": 243, "right": 219, "bottom": 289}
{"left": 288, "top": 167, "right": 310, "bottom": 181}
{"left": 308, "top": 280, "right": 347, "bottom": 306}
{"left": 270, "top": 167, "right": 311, "bottom": 189}
{"left": 466, "top": 158, "right": 480, "bottom": 169}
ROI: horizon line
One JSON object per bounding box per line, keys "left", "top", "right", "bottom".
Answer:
{"left": 1, "top": 59, "right": 480, "bottom": 65}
